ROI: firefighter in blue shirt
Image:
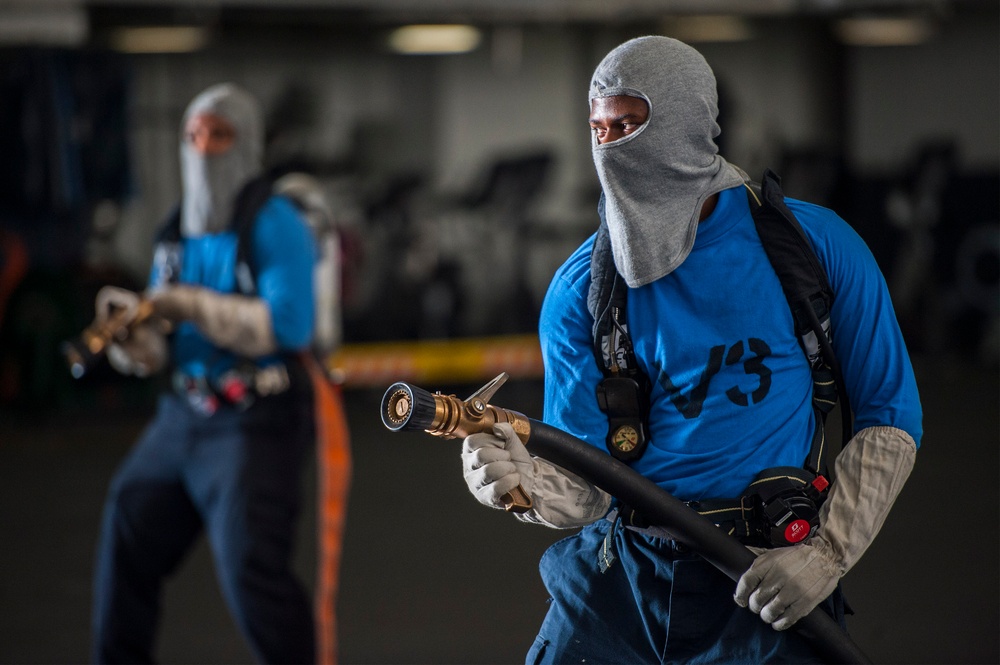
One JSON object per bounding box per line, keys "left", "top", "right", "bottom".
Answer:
{"left": 460, "top": 37, "right": 922, "bottom": 664}
{"left": 91, "top": 83, "right": 317, "bottom": 664}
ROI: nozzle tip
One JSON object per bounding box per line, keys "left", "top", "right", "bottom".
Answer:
{"left": 380, "top": 381, "right": 437, "bottom": 432}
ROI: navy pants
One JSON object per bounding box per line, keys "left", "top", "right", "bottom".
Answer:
{"left": 91, "top": 380, "right": 316, "bottom": 664}
{"left": 526, "top": 518, "right": 847, "bottom": 665}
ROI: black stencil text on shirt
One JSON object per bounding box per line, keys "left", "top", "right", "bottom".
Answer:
{"left": 655, "top": 337, "right": 773, "bottom": 419}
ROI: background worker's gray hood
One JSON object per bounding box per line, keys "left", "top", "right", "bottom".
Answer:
{"left": 180, "top": 83, "right": 264, "bottom": 237}
{"left": 590, "top": 36, "right": 745, "bottom": 287}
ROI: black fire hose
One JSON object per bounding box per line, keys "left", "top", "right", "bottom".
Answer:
{"left": 525, "top": 420, "right": 871, "bottom": 665}
{"left": 380, "top": 378, "right": 872, "bottom": 665}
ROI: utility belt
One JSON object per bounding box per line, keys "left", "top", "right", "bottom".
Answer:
{"left": 613, "top": 466, "right": 831, "bottom": 550}
{"left": 172, "top": 362, "right": 292, "bottom": 417}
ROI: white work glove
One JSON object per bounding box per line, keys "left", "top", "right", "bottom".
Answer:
{"left": 463, "top": 422, "right": 535, "bottom": 509}
{"left": 149, "top": 285, "right": 277, "bottom": 357}
{"left": 107, "top": 322, "right": 167, "bottom": 377}
{"left": 462, "top": 422, "right": 611, "bottom": 528}
{"left": 95, "top": 285, "right": 143, "bottom": 328}
{"left": 95, "top": 286, "right": 168, "bottom": 377}
{"left": 734, "top": 426, "right": 917, "bottom": 631}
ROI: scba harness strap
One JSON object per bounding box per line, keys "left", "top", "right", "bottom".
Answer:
{"left": 587, "top": 169, "right": 853, "bottom": 547}
{"left": 744, "top": 172, "right": 853, "bottom": 478}
{"left": 587, "top": 192, "right": 651, "bottom": 464}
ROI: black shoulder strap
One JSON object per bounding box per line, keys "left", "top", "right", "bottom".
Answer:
{"left": 150, "top": 207, "right": 183, "bottom": 287}
{"left": 588, "top": 192, "right": 651, "bottom": 463}
{"left": 746, "top": 169, "right": 853, "bottom": 474}
{"left": 154, "top": 206, "right": 182, "bottom": 245}
{"left": 587, "top": 193, "right": 625, "bottom": 369}
{"left": 746, "top": 170, "right": 833, "bottom": 343}
{"left": 231, "top": 175, "right": 277, "bottom": 295}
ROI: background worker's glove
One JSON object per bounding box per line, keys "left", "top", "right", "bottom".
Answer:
{"left": 734, "top": 426, "right": 917, "bottom": 631}
{"left": 94, "top": 286, "right": 168, "bottom": 377}
{"left": 107, "top": 323, "right": 167, "bottom": 377}
{"left": 462, "top": 423, "right": 611, "bottom": 528}
{"left": 149, "top": 284, "right": 277, "bottom": 357}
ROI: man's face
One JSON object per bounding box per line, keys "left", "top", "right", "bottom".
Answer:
{"left": 589, "top": 95, "right": 649, "bottom": 145}
{"left": 184, "top": 112, "right": 236, "bottom": 156}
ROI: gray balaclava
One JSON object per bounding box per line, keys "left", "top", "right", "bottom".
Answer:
{"left": 590, "top": 36, "right": 745, "bottom": 287}
{"left": 180, "top": 83, "right": 264, "bottom": 237}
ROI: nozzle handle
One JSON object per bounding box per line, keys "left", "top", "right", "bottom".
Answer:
{"left": 502, "top": 484, "right": 533, "bottom": 513}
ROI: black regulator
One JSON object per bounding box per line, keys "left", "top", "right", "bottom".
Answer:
{"left": 750, "top": 467, "right": 830, "bottom": 547}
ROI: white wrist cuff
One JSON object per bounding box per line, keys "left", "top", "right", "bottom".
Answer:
{"left": 514, "top": 457, "right": 611, "bottom": 529}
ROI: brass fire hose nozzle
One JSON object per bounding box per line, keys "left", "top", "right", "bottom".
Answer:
{"left": 380, "top": 373, "right": 533, "bottom": 513}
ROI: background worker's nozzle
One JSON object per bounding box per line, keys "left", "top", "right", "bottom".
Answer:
{"left": 62, "top": 342, "right": 87, "bottom": 379}
{"left": 61, "top": 339, "right": 100, "bottom": 379}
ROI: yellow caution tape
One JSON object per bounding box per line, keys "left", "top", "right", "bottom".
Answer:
{"left": 326, "top": 334, "right": 543, "bottom": 388}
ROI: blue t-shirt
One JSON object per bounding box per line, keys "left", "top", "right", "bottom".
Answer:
{"left": 149, "top": 195, "right": 317, "bottom": 381}
{"left": 540, "top": 185, "right": 922, "bottom": 502}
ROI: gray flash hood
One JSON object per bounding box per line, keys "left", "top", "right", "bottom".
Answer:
{"left": 180, "top": 83, "right": 264, "bottom": 237}
{"left": 590, "top": 36, "right": 745, "bottom": 287}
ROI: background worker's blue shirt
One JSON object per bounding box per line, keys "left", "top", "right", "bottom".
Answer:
{"left": 150, "top": 195, "right": 316, "bottom": 381}
{"left": 540, "top": 185, "right": 922, "bottom": 502}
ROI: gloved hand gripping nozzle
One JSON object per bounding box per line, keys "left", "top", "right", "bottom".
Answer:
{"left": 381, "top": 373, "right": 533, "bottom": 513}
{"left": 61, "top": 287, "right": 158, "bottom": 379}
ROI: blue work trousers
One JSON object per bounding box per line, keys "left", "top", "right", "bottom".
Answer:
{"left": 91, "top": 382, "right": 315, "bottom": 664}
{"left": 526, "top": 518, "right": 847, "bottom": 665}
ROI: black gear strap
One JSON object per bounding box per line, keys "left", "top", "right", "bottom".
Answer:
{"left": 588, "top": 193, "right": 651, "bottom": 462}
{"left": 747, "top": 169, "right": 853, "bottom": 475}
